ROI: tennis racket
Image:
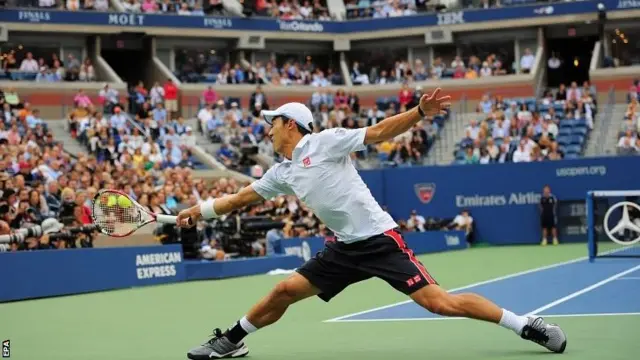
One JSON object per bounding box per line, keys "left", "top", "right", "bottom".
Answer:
{"left": 91, "top": 189, "right": 191, "bottom": 237}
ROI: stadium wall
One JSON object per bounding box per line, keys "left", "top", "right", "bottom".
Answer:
{"left": 360, "top": 156, "right": 640, "bottom": 245}
{"left": 0, "top": 231, "right": 463, "bottom": 302}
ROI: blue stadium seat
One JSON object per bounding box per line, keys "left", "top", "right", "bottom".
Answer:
{"left": 560, "top": 119, "right": 575, "bottom": 128}
{"left": 554, "top": 103, "right": 564, "bottom": 112}
{"left": 564, "top": 152, "right": 579, "bottom": 159}
{"left": 572, "top": 127, "right": 588, "bottom": 136}
{"left": 558, "top": 144, "right": 567, "bottom": 154}
{"left": 570, "top": 135, "right": 585, "bottom": 145}
{"left": 558, "top": 129, "right": 572, "bottom": 138}
{"left": 557, "top": 136, "right": 570, "bottom": 146}
{"left": 574, "top": 118, "right": 588, "bottom": 128}
{"left": 566, "top": 144, "right": 582, "bottom": 154}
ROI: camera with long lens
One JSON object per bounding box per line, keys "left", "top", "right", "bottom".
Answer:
{"left": 0, "top": 222, "right": 99, "bottom": 251}
{"left": 48, "top": 224, "right": 99, "bottom": 248}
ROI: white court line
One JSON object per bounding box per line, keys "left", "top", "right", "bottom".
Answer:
{"left": 324, "top": 247, "right": 630, "bottom": 323}
{"left": 542, "top": 312, "right": 640, "bottom": 318}
{"left": 525, "top": 264, "right": 640, "bottom": 316}
{"left": 329, "top": 312, "right": 640, "bottom": 323}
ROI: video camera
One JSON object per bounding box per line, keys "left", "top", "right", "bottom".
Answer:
{"left": 207, "top": 214, "right": 284, "bottom": 256}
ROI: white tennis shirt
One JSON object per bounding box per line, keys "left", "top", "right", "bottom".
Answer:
{"left": 251, "top": 127, "right": 398, "bottom": 243}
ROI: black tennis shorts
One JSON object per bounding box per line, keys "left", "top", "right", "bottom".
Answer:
{"left": 296, "top": 229, "right": 438, "bottom": 302}
{"left": 541, "top": 214, "right": 557, "bottom": 230}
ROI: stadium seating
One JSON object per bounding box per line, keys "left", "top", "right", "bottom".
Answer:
{"left": 452, "top": 87, "right": 597, "bottom": 164}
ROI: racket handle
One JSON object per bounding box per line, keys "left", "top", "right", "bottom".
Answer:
{"left": 156, "top": 214, "right": 194, "bottom": 226}
{"left": 156, "top": 214, "right": 178, "bottom": 224}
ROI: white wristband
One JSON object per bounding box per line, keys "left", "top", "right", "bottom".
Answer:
{"left": 200, "top": 199, "right": 218, "bottom": 219}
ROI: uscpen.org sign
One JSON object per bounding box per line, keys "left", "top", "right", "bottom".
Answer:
{"left": 135, "top": 251, "right": 182, "bottom": 279}
{"left": 278, "top": 21, "right": 324, "bottom": 32}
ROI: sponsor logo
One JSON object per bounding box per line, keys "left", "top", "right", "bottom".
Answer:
{"left": 203, "top": 17, "right": 233, "bottom": 29}
{"left": 108, "top": 14, "right": 145, "bottom": 26}
{"left": 2, "top": 340, "right": 8, "bottom": 358}
{"left": 302, "top": 156, "right": 311, "bottom": 167}
{"left": 135, "top": 252, "right": 181, "bottom": 279}
{"left": 17, "top": 11, "right": 51, "bottom": 22}
{"left": 455, "top": 192, "right": 541, "bottom": 207}
{"left": 603, "top": 201, "right": 640, "bottom": 245}
{"left": 406, "top": 275, "right": 422, "bottom": 287}
{"left": 436, "top": 11, "right": 465, "bottom": 26}
{"left": 278, "top": 21, "right": 324, "bottom": 32}
{"left": 617, "top": 0, "right": 640, "bottom": 9}
{"left": 533, "top": 6, "right": 555, "bottom": 15}
{"left": 414, "top": 183, "right": 436, "bottom": 204}
{"left": 445, "top": 234, "right": 461, "bottom": 246}
{"left": 556, "top": 166, "right": 606, "bottom": 177}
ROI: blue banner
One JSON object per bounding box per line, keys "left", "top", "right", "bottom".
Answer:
{"left": 0, "top": 0, "right": 635, "bottom": 34}
{"left": 360, "top": 157, "right": 640, "bottom": 245}
{"left": 279, "top": 231, "right": 467, "bottom": 261}
{"left": 0, "top": 245, "right": 184, "bottom": 302}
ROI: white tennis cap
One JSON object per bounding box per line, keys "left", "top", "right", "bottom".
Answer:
{"left": 261, "top": 102, "right": 313, "bottom": 132}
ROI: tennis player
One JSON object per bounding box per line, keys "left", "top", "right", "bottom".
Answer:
{"left": 176, "top": 89, "right": 567, "bottom": 359}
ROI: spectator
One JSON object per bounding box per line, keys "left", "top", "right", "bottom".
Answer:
{"left": 520, "top": 48, "right": 535, "bottom": 74}
{"left": 163, "top": 79, "right": 179, "bottom": 119}
{"left": 19, "top": 52, "right": 39, "bottom": 73}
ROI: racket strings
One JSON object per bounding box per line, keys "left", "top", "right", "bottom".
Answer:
{"left": 93, "top": 193, "right": 142, "bottom": 237}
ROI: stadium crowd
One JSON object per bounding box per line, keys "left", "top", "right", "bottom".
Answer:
{"left": 455, "top": 81, "right": 598, "bottom": 164}
{"left": 175, "top": 50, "right": 343, "bottom": 86}
{"left": 8, "top": 0, "right": 110, "bottom": 10}
{"left": 196, "top": 83, "right": 445, "bottom": 169}
{"left": 1, "top": 46, "right": 97, "bottom": 82}
{"left": 617, "top": 80, "right": 640, "bottom": 155}
{"left": 351, "top": 52, "right": 513, "bottom": 86}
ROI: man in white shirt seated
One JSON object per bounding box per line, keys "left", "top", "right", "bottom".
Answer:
{"left": 447, "top": 209, "right": 474, "bottom": 244}
{"left": 19, "top": 52, "right": 39, "bottom": 73}
{"left": 617, "top": 131, "right": 637, "bottom": 155}
{"left": 512, "top": 140, "right": 532, "bottom": 163}
{"left": 406, "top": 210, "right": 426, "bottom": 232}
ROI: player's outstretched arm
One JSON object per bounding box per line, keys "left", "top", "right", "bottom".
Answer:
{"left": 176, "top": 185, "right": 264, "bottom": 227}
{"left": 364, "top": 87, "right": 451, "bottom": 145}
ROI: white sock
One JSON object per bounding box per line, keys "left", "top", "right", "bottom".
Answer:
{"left": 499, "top": 309, "right": 528, "bottom": 335}
{"left": 239, "top": 316, "right": 258, "bottom": 334}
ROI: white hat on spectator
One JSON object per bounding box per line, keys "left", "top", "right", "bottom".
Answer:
{"left": 42, "top": 218, "right": 65, "bottom": 234}
{"left": 231, "top": 102, "right": 238, "bottom": 107}
{"left": 261, "top": 102, "right": 313, "bottom": 132}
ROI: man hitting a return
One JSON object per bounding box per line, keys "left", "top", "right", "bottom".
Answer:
{"left": 176, "top": 88, "right": 567, "bottom": 359}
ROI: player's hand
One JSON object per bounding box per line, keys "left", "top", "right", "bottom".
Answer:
{"left": 419, "top": 88, "right": 452, "bottom": 117}
{"left": 176, "top": 206, "right": 200, "bottom": 228}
